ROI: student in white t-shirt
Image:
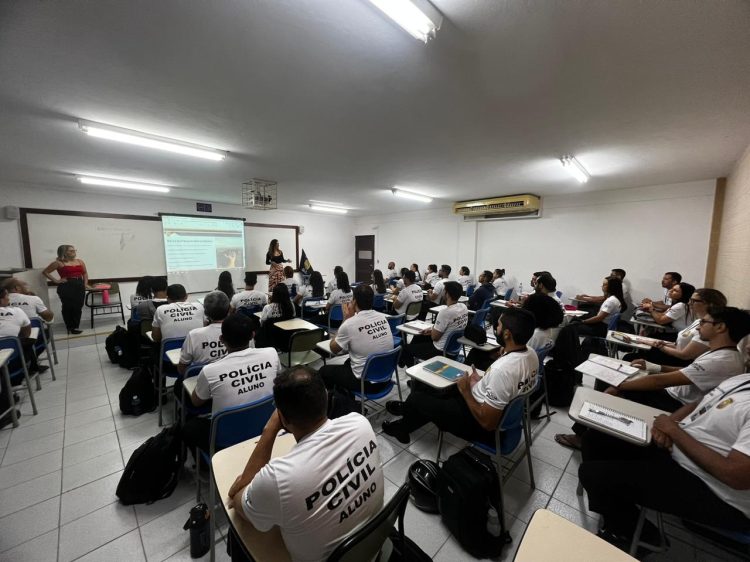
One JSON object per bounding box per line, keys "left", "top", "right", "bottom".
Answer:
{"left": 320, "top": 285, "right": 393, "bottom": 394}
{"left": 129, "top": 276, "right": 153, "bottom": 318}
{"left": 410, "top": 263, "right": 421, "bottom": 283}
{"left": 580, "top": 371, "right": 750, "bottom": 547}
{"left": 385, "top": 262, "right": 398, "bottom": 280}
{"left": 391, "top": 271, "right": 423, "bottom": 318}
{"left": 151, "top": 284, "right": 205, "bottom": 343}
{"left": 282, "top": 266, "right": 298, "bottom": 297}
{"left": 3, "top": 277, "right": 53, "bottom": 322}
{"left": 370, "top": 269, "right": 387, "bottom": 296}
{"left": 492, "top": 268, "right": 509, "bottom": 298}
{"left": 426, "top": 265, "right": 450, "bottom": 304}
{"left": 640, "top": 271, "right": 682, "bottom": 313}
{"left": 136, "top": 276, "right": 169, "bottom": 322}
{"left": 231, "top": 272, "right": 268, "bottom": 313}
{"left": 404, "top": 281, "right": 468, "bottom": 367}
{"left": 178, "top": 291, "right": 231, "bottom": 375}
{"left": 571, "top": 276, "right": 626, "bottom": 338}
{"left": 0, "top": 287, "right": 33, "bottom": 428}
{"left": 183, "top": 314, "right": 280, "bottom": 457}
{"left": 326, "top": 272, "right": 353, "bottom": 329}
{"left": 423, "top": 264, "right": 438, "bottom": 287}
{"left": 642, "top": 282, "right": 695, "bottom": 331}
{"left": 457, "top": 266, "right": 475, "bottom": 292}
{"left": 229, "top": 367, "right": 384, "bottom": 562}
{"left": 383, "top": 307, "right": 539, "bottom": 444}
{"left": 326, "top": 266, "right": 343, "bottom": 295}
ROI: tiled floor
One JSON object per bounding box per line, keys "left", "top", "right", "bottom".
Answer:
{"left": 0, "top": 324, "right": 746, "bottom": 561}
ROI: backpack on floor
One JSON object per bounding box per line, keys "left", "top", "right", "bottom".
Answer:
{"left": 384, "top": 528, "right": 432, "bottom": 562}
{"left": 116, "top": 425, "right": 182, "bottom": 505}
{"left": 119, "top": 366, "right": 157, "bottom": 416}
{"left": 105, "top": 326, "right": 129, "bottom": 364}
{"left": 438, "top": 448, "right": 511, "bottom": 558}
{"left": 543, "top": 358, "right": 582, "bottom": 407}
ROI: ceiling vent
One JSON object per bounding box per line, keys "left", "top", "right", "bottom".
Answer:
{"left": 242, "top": 179, "right": 277, "bottom": 210}
{"left": 453, "top": 194, "right": 541, "bottom": 220}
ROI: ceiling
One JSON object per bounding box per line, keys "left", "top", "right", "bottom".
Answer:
{"left": 1, "top": 0, "right": 749, "bottom": 215}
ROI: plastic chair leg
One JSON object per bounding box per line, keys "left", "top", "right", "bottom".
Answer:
{"left": 1, "top": 365, "right": 20, "bottom": 428}
{"left": 196, "top": 452, "right": 202, "bottom": 503}
{"left": 435, "top": 431, "right": 444, "bottom": 463}
{"left": 523, "top": 420, "right": 536, "bottom": 490}
{"left": 209, "top": 464, "right": 216, "bottom": 562}
{"left": 22, "top": 361, "right": 38, "bottom": 415}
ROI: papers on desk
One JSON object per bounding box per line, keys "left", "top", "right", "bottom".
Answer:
{"left": 422, "top": 359, "right": 466, "bottom": 381}
{"left": 404, "top": 320, "right": 433, "bottom": 332}
{"left": 576, "top": 354, "right": 639, "bottom": 387}
{"left": 609, "top": 331, "right": 660, "bottom": 347}
{"left": 580, "top": 401, "right": 647, "bottom": 443}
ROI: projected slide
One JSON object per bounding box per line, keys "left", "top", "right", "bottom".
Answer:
{"left": 162, "top": 215, "right": 245, "bottom": 291}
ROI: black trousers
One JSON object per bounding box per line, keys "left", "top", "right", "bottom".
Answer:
{"left": 57, "top": 279, "right": 85, "bottom": 331}
{"left": 579, "top": 430, "right": 750, "bottom": 537}
{"left": 397, "top": 386, "right": 494, "bottom": 446}
{"left": 182, "top": 416, "right": 211, "bottom": 459}
{"left": 572, "top": 321, "right": 607, "bottom": 338}
{"left": 318, "top": 359, "right": 390, "bottom": 394}
{"left": 401, "top": 335, "right": 441, "bottom": 367}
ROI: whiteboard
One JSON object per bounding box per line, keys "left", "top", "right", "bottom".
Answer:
{"left": 245, "top": 224, "right": 298, "bottom": 272}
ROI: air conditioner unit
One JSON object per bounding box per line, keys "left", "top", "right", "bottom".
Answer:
{"left": 453, "top": 194, "right": 541, "bottom": 220}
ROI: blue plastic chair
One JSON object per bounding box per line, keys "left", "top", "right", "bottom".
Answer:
{"left": 504, "top": 288, "right": 514, "bottom": 301}
{"left": 319, "top": 304, "right": 344, "bottom": 335}
{"left": 174, "top": 363, "right": 210, "bottom": 428}
{"left": 373, "top": 293, "right": 386, "bottom": 312}
{"left": 29, "top": 318, "right": 56, "bottom": 381}
{"left": 299, "top": 297, "right": 325, "bottom": 319}
{"left": 196, "top": 395, "right": 276, "bottom": 562}
{"left": 236, "top": 304, "right": 262, "bottom": 318}
{"left": 471, "top": 307, "right": 490, "bottom": 328}
{"left": 351, "top": 347, "right": 402, "bottom": 414}
{"left": 157, "top": 337, "right": 185, "bottom": 426}
{"left": 443, "top": 329, "right": 464, "bottom": 361}
{"left": 466, "top": 285, "right": 475, "bottom": 298}
{"left": 387, "top": 313, "right": 405, "bottom": 347}
{"left": 527, "top": 342, "right": 555, "bottom": 437}
{"left": 0, "top": 336, "right": 38, "bottom": 420}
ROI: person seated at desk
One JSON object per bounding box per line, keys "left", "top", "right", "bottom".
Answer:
{"left": 183, "top": 314, "right": 279, "bottom": 458}
{"left": 468, "top": 270, "right": 495, "bottom": 311}
{"left": 457, "top": 266, "right": 475, "bottom": 293}
{"left": 0, "top": 286, "right": 32, "bottom": 429}
{"left": 326, "top": 265, "right": 343, "bottom": 295}
{"left": 129, "top": 275, "right": 152, "bottom": 318}
{"left": 385, "top": 261, "right": 398, "bottom": 281}
{"left": 135, "top": 276, "right": 169, "bottom": 322}
{"left": 217, "top": 271, "right": 235, "bottom": 301}
{"left": 3, "top": 277, "right": 54, "bottom": 323}
{"left": 295, "top": 270, "right": 325, "bottom": 308}
{"left": 410, "top": 263, "right": 421, "bottom": 283}
{"left": 569, "top": 276, "right": 626, "bottom": 338}
{"left": 419, "top": 264, "right": 450, "bottom": 320}
{"left": 575, "top": 268, "right": 628, "bottom": 307}
{"left": 641, "top": 271, "right": 682, "bottom": 313}
{"left": 383, "top": 307, "right": 539, "bottom": 444}
{"left": 151, "top": 284, "right": 205, "bottom": 343}
{"left": 177, "top": 291, "right": 230, "bottom": 376}
{"left": 282, "top": 266, "right": 298, "bottom": 297}
{"left": 228, "top": 366, "right": 384, "bottom": 562}
{"left": 319, "top": 285, "right": 393, "bottom": 394}
{"left": 640, "top": 282, "right": 695, "bottom": 333}
{"left": 393, "top": 267, "right": 409, "bottom": 290}
{"left": 370, "top": 269, "right": 387, "bottom": 296}
{"left": 402, "top": 281, "right": 468, "bottom": 367}
{"left": 255, "top": 284, "right": 295, "bottom": 349}
{"left": 230, "top": 272, "right": 268, "bottom": 313}
{"left": 326, "top": 271, "right": 353, "bottom": 319}
{"left": 423, "top": 264, "right": 438, "bottom": 287}
{"left": 579, "top": 372, "right": 750, "bottom": 553}
{"left": 390, "top": 270, "right": 423, "bottom": 318}
{"left": 491, "top": 268, "right": 509, "bottom": 298}
{"left": 534, "top": 273, "right": 565, "bottom": 311}
{"left": 609, "top": 268, "right": 632, "bottom": 310}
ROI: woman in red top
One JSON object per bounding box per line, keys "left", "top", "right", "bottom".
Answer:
{"left": 43, "top": 245, "right": 90, "bottom": 334}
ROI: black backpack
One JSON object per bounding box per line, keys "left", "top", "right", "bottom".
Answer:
{"left": 116, "top": 425, "right": 182, "bottom": 505}
{"left": 438, "top": 448, "right": 510, "bottom": 558}
{"left": 119, "top": 366, "right": 157, "bottom": 416}
{"left": 105, "top": 326, "right": 129, "bottom": 364}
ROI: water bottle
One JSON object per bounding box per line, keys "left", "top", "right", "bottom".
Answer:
{"left": 486, "top": 506, "right": 501, "bottom": 537}
{"left": 518, "top": 282, "right": 523, "bottom": 298}
{"left": 183, "top": 503, "right": 210, "bottom": 558}
{"left": 131, "top": 395, "right": 141, "bottom": 416}
{"left": 114, "top": 345, "right": 123, "bottom": 358}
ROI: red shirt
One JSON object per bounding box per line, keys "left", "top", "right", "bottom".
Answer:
{"left": 57, "top": 263, "right": 85, "bottom": 279}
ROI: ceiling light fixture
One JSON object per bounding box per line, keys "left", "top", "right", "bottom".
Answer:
{"left": 78, "top": 120, "right": 226, "bottom": 161}
{"left": 309, "top": 204, "right": 348, "bottom": 214}
{"left": 366, "top": 0, "right": 443, "bottom": 43}
{"left": 77, "top": 175, "right": 171, "bottom": 193}
{"left": 391, "top": 187, "right": 433, "bottom": 203}
{"left": 560, "top": 155, "right": 590, "bottom": 183}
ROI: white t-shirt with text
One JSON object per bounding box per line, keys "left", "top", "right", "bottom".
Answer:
{"left": 231, "top": 290, "right": 268, "bottom": 310}
{"left": 327, "top": 289, "right": 353, "bottom": 308}
{"left": 667, "top": 348, "right": 746, "bottom": 404}
{"left": 471, "top": 347, "right": 539, "bottom": 410}
{"left": 152, "top": 302, "right": 205, "bottom": 341}
{"left": 394, "top": 284, "right": 423, "bottom": 316}
{"left": 8, "top": 293, "right": 47, "bottom": 320}
{"left": 433, "top": 303, "right": 468, "bottom": 351}
{"left": 334, "top": 310, "right": 393, "bottom": 378}
{"left": 0, "top": 306, "right": 31, "bottom": 337}
{"left": 180, "top": 323, "right": 227, "bottom": 366}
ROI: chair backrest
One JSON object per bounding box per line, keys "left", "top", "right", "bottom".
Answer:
{"left": 0, "top": 336, "right": 24, "bottom": 371}
{"left": 386, "top": 313, "right": 405, "bottom": 333}
{"left": 533, "top": 342, "right": 555, "bottom": 389}
{"left": 159, "top": 337, "right": 185, "bottom": 371}
{"left": 329, "top": 304, "right": 344, "bottom": 324}
{"left": 504, "top": 288, "right": 514, "bottom": 301}
{"left": 210, "top": 395, "right": 276, "bottom": 454}
{"left": 481, "top": 296, "right": 495, "bottom": 310}
{"left": 556, "top": 290, "right": 563, "bottom": 299}
{"left": 471, "top": 307, "right": 490, "bottom": 327}
{"left": 466, "top": 285, "right": 475, "bottom": 297}
{"left": 607, "top": 312, "right": 621, "bottom": 331}
{"left": 362, "top": 347, "right": 401, "bottom": 385}
{"left": 184, "top": 363, "right": 208, "bottom": 379}
{"left": 443, "top": 329, "right": 463, "bottom": 358}
{"left": 372, "top": 293, "right": 385, "bottom": 311}
{"left": 288, "top": 328, "right": 326, "bottom": 353}
{"left": 497, "top": 389, "right": 533, "bottom": 455}
{"left": 29, "top": 317, "right": 46, "bottom": 345}
{"left": 405, "top": 301, "right": 422, "bottom": 320}
{"left": 237, "top": 305, "right": 262, "bottom": 318}
{"left": 327, "top": 483, "right": 410, "bottom": 562}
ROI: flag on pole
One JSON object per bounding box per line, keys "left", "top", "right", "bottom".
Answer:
{"left": 299, "top": 249, "right": 313, "bottom": 276}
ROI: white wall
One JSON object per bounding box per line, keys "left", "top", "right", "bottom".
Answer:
{"left": 0, "top": 183, "right": 355, "bottom": 324}
{"left": 355, "top": 180, "right": 716, "bottom": 304}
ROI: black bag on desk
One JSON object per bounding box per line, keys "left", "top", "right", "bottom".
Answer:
{"left": 438, "top": 448, "right": 510, "bottom": 558}
{"left": 463, "top": 323, "right": 487, "bottom": 346}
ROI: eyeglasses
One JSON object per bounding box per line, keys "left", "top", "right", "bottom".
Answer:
{"left": 699, "top": 319, "right": 722, "bottom": 326}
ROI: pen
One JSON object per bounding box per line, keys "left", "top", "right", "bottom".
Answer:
{"left": 592, "top": 408, "right": 633, "bottom": 425}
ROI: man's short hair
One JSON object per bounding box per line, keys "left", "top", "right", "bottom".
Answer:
{"left": 500, "top": 308, "right": 536, "bottom": 345}
{"left": 666, "top": 271, "right": 682, "bottom": 284}
{"left": 428, "top": 264, "right": 437, "bottom": 273}
{"left": 353, "top": 284, "right": 374, "bottom": 310}
{"left": 244, "top": 272, "right": 258, "bottom": 286}
{"left": 706, "top": 306, "right": 750, "bottom": 344}
{"left": 443, "top": 281, "right": 462, "bottom": 301}
{"left": 611, "top": 268, "right": 626, "bottom": 279}
{"left": 482, "top": 270, "right": 493, "bottom": 283}
{"left": 536, "top": 273, "right": 557, "bottom": 292}
{"left": 273, "top": 366, "right": 328, "bottom": 426}
{"left": 203, "top": 291, "right": 230, "bottom": 321}
{"left": 522, "top": 293, "right": 564, "bottom": 331}
{"left": 221, "top": 313, "right": 256, "bottom": 348}
{"left": 460, "top": 266, "right": 470, "bottom": 275}
{"left": 151, "top": 276, "right": 168, "bottom": 293}
{"left": 403, "top": 270, "right": 416, "bottom": 283}
{"left": 440, "top": 264, "right": 452, "bottom": 276}
{"left": 533, "top": 271, "right": 550, "bottom": 278}
{"left": 1, "top": 277, "right": 20, "bottom": 292}
{"left": 167, "top": 284, "right": 187, "bottom": 301}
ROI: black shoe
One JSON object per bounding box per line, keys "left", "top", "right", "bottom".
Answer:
{"left": 70, "top": 329, "right": 83, "bottom": 335}
{"left": 0, "top": 410, "right": 21, "bottom": 430}
{"left": 31, "top": 365, "right": 49, "bottom": 375}
{"left": 385, "top": 400, "right": 405, "bottom": 416}
{"left": 13, "top": 393, "right": 20, "bottom": 404}
{"left": 382, "top": 420, "right": 410, "bottom": 444}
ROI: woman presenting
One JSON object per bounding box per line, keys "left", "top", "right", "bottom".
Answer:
{"left": 265, "top": 239, "right": 291, "bottom": 292}
{"left": 43, "top": 245, "right": 90, "bottom": 334}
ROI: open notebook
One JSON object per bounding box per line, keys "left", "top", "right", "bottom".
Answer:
{"left": 609, "top": 331, "right": 662, "bottom": 347}
{"left": 405, "top": 320, "right": 434, "bottom": 331}
{"left": 576, "top": 354, "right": 639, "bottom": 387}
{"left": 422, "top": 360, "right": 468, "bottom": 381}
{"left": 579, "top": 401, "right": 647, "bottom": 443}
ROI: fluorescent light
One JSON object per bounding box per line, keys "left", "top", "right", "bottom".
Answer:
{"left": 78, "top": 120, "right": 226, "bottom": 161}
{"left": 392, "top": 187, "right": 433, "bottom": 203}
{"left": 77, "top": 176, "right": 171, "bottom": 193}
{"left": 367, "top": 0, "right": 443, "bottom": 43}
{"left": 560, "top": 155, "right": 590, "bottom": 183}
{"left": 309, "top": 204, "right": 348, "bottom": 214}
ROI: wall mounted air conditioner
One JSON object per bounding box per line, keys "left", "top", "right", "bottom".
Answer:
{"left": 453, "top": 194, "right": 541, "bottom": 220}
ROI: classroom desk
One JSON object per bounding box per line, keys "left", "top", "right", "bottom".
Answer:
{"left": 489, "top": 299, "right": 512, "bottom": 308}
{"left": 183, "top": 376, "right": 198, "bottom": 396}
{"left": 212, "top": 433, "right": 296, "bottom": 562}
{"left": 405, "top": 357, "right": 477, "bottom": 389}
{"left": 146, "top": 330, "right": 154, "bottom": 342}
{"left": 568, "top": 387, "right": 667, "bottom": 446}
{"left": 254, "top": 311, "right": 262, "bottom": 319}
{"left": 564, "top": 309, "right": 588, "bottom": 318}
{"left": 166, "top": 348, "right": 181, "bottom": 366}
{"left": 514, "top": 509, "right": 637, "bottom": 562}
{"left": 274, "top": 318, "right": 319, "bottom": 331}
{"left": 457, "top": 335, "right": 500, "bottom": 352}
{"left": 314, "top": 339, "right": 347, "bottom": 362}
{"left": 396, "top": 321, "right": 432, "bottom": 336}
{"left": 0, "top": 348, "right": 19, "bottom": 428}
{"left": 606, "top": 330, "right": 651, "bottom": 351}
{"left": 304, "top": 301, "right": 327, "bottom": 310}
{"left": 629, "top": 315, "right": 676, "bottom": 335}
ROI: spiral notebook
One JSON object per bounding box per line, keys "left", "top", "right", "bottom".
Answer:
{"left": 422, "top": 360, "right": 467, "bottom": 381}
{"left": 579, "top": 401, "right": 647, "bottom": 443}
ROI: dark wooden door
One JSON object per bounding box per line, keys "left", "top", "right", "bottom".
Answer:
{"left": 354, "top": 235, "right": 375, "bottom": 284}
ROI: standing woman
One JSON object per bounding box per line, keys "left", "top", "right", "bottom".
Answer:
{"left": 43, "top": 244, "right": 89, "bottom": 334}
{"left": 265, "top": 239, "right": 291, "bottom": 292}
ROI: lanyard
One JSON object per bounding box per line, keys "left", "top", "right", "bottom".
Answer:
{"left": 688, "top": 380, "right": 750, "bottom": 423}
